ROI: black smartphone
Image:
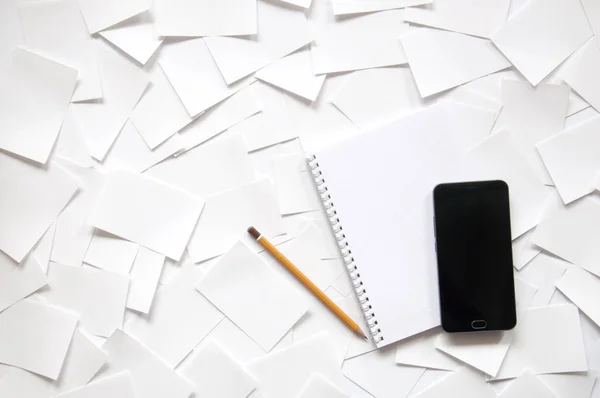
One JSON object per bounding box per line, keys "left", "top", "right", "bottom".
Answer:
{"left": 433, "top": 180, "right": 516, "bottom": 333}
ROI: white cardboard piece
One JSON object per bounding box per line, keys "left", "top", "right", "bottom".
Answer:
{"left": 0, "top": 299, "right": 78, "bottom": 380}
{"left": 197, "top": 241, "right": 307, "bottom": 351}
{"left": 0, "top": 47, "right": 77, "bottom": 163}
{"left": 491, "top": 0, "right": 593, "bottom": 86}
{"left": 88, "top": 169, "right": 204, "bottom": 261}
{"left": 401, "top": 27, "right": 510, "bottom": 98}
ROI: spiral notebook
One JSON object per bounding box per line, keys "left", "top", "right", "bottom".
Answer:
{"left": 306, "top": 103, "right": 494, "bottom": 347}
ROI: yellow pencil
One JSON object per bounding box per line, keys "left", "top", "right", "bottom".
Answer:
{"left": 248, "top": 226, "right": 369, "bottom": 341}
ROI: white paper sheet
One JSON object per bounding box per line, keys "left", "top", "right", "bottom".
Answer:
{"left": 54, "top": 108, "right": 94, "bottom": 168}
{"left": 227, "top": 82, "right": 299, "bottom": 151}
{"left": 181, "top": 340, "right": 257, "bottom": 398}
{"left": 532, "top": 196, "right": 600, "bottom": 275}
{"left": 394, "top": 328, "right": 460, "bottom": 371}
{"left": 276, "top": 226, "right": 344, "bottom": 290}
{"left": 491, "top": 0, "right": 592, "bottom": 86}
{"left": 130, "top": 64, "right": 191, "bottom": 149}
{"left": 452, "top": 130, "right": 548, "bottom": 239}
{"left": 155, "top": 0, "right": 257, "bottom": 37}
{"left": 51, "top": 164, "right": 103, "bottom": 267}
{"left": 0, "top": 158, "right": 79, "bottom": 263}
{"left": 0, "top": 329, "right": 106, "bottom": 397}
{"left": 88, "top": 169, "right": 204, "bottom": 261}
{"left": 331, "top": 0, "right": 431, "bottom": 15}
{"left": 194, "top": 318, "right": 266, "bottom": 364}
{"left": 273, "top": 154, "right": 321, "bottom": 215}
{"left": 159, "top": 38, "right": 253, "bottom": 118}
{"left": 498, "top": 371, "right": 558, "bottom": 398}
{"left": 104, "top": 121, "right": 184, "bottom": 174}
{"left": 197, "top": 241, "right": 307, "bottom": 351}
{"left": 126, "top": 247, "right": 164, "bottom": 314}
{"left": 32, "top": 222, "right": 55, "bottom": 272}
{"left": 0, "top": 47, "right": 77, "bottom": 163}
{"left": 247, "top": 333, "right": 344, "bottom": 397}
{"left": 403, "top": 0, "right": 510, "bottom": 38}
{"left": 56, "top": 372, "right": 136, "bottom": 398}
{"left": 0, "top": 253, "right": 46, "bottom": 313}
{"left": 538, "top": 116, "right": 600, "bottom": 204}
{"left": 296, "top": 373, "right": 348, "bottom": 398}
{"left": 256, "top": 48, "right": 325, "bottom": 102}
{"left": 564, "top": 39, "right": 600, "bottom": 113}
{"left": 401, "top": 28, "right": 510, "bottom": 97}
{"left": 71, "top": 39, "right": 149, "bottom": 161}
{"left": 582, "top": 0, "right": 600, "bottom": 40}
{"left": 84, "top": 231, "right": 139, "bottom": 274}
{"left": 146, "top": 134, "right": 256, "bottom": 198}
{"left": 125, "top": 285, "right": 223, "bottom": 367}
{"left": 76, "top": 0, "right": 149, "bottom": 34}
{"left": 512, "top": 230, "right": 541, "bottom": 271}
{"left": 292, "top": 290, "right": 353, "bottom": 366}
{"left": 310, "top": 8, "right": 407, "bottom": 75}
{"left": 18, "top": 0, "right": 102, "bottom": 102}
{"left": 204, "top": 0, "right": 312, "bottom": 84}
{"left": 99, "top": 11, "right": 163, "bottom": 65}
{"left": 42, "top": 263, "right": 129, "bottom": 337}
{"left": 494, "top": 80, "right": 570, "bottom": 185}
{"left": 187, "top": 179, "right": 284, "bottom": 263}
{"left": 494, "top": 304, "right": 587, "bottom": 379}
{"left": 556, "top": 266, "right": 600, "bottom": 329}
{"left": 0, "top": 299, "right": 77, "bottom": 380}
{"left": 518, "top": 253, "right": 568, "bottom": 307}
{"left": 343, "top": 346, "right": 425, "bottom": 398}
{"left": 539, "top": 373, "right": 597, "bottom": 398}
{"left": 413, "top": 367, "right": 496, "bottom": 398}
{"left": 331, "top": 66, "right": 427, "bottom": 131}
{"left": 97, "top": 329, "right": 194, "bottom": 398}
{"left": 178, "top": 84, "right": 262, "bottom": 151}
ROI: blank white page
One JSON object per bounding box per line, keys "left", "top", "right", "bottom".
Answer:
{"left": 312, "top": 104, "right": 482, "bottom": 347}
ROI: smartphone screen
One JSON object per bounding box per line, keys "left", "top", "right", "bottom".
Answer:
{"left": 433, "top": 180, "right": 516, "bottom": 333}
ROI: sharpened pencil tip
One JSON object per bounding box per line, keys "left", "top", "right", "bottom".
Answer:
{"left": 247, "top": 226, "right": 261, "bottom": 240}
{"left": 363, "top": 335, "right": 369, "bottom": 341}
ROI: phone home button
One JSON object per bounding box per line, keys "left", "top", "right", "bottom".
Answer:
{"left": 471, "top": 320, "right": 487, "bottom": 330}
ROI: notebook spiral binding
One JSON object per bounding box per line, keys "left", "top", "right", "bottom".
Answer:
{"left": 307, "top": 154, "right": 383, "bottom": 344}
